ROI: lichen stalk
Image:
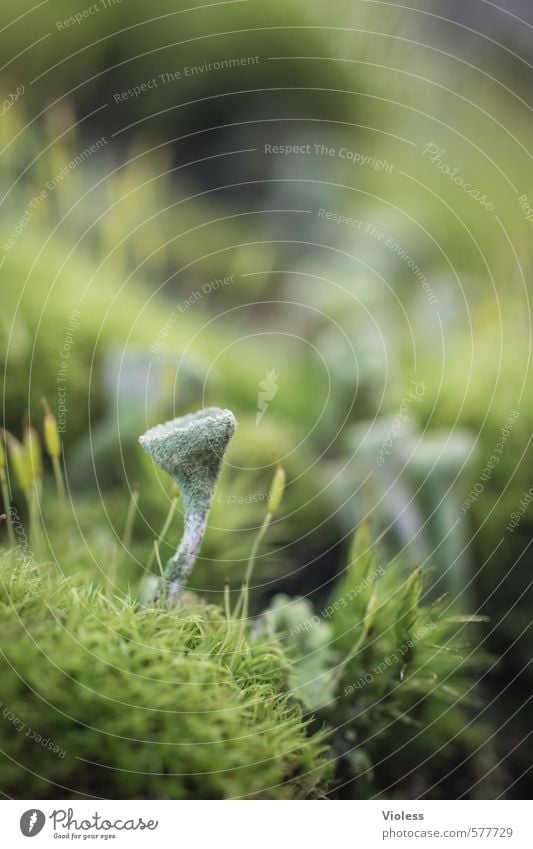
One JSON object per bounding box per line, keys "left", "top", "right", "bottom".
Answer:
{"left": 139, "top": 407, "right": 236, "bottom": 605}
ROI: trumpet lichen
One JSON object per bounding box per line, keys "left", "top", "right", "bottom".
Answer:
{"left": 139, "top": 407, "right": 236, "bottom": 603}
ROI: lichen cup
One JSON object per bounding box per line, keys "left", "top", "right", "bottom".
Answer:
{"left": 139, "top": 407, "right": 236, "bottom": 604}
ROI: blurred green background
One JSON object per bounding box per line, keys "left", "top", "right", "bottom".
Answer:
{"left": 1, "top": 0, "right": 532, "bottom": 798}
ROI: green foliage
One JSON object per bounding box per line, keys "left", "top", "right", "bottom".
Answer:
{"left": 0, "top": 430, "right": 501, "bottom": 799}
{"left": 260, "top": 527, "right": 501, "bottom": 799}
{"left": 0, "top": 0, "right": 529, "bottom": 798}
{"left": 0, "top": 550, "right": 329, "bottom": 800}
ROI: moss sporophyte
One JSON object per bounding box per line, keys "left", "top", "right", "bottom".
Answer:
{"left": 139, "top": 408, "right": 236, "bottom": 604}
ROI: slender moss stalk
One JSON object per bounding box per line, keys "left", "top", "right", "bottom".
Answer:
{"left": 234, "top": 466, "right": 286, "bottom": 620}
{"left": 23, "top": 426, "right": 46, "bottom": 560}
{"left": 27, "top": 484, "right": 44, "bottom": 560}
{"left": 245, "top": 512, "right": 273, "bottom": 588}
{"left": 51, "top": 455, "right": 65, "bottom": 502}
{"left": 233, "top": 513, "right": 272, "bottom": 621}
{"left": 232, "top": 578, "right": 249, "bottom": 670}
{"left": 223, "top": 579, "right": 231, "bottom": 620}
{"left": 147, "top": 492, "right": 179, "bottom": 570}
{"left": 42, "top": 399, "right": 65, "bottom": 502}
{"left": 0, "top": 437, "right": 14, "bottom": 545}
{"left": 328, "top": 591, "right": 380, "bottom": 690}
{"left": 111, "top": 485, "right": 140, "bottom": 573}
{"left": 153, "top": 540, "right": 165, "bottom": 580}
{"left": 219, "top": 580, "right": 234, "bottom": 659}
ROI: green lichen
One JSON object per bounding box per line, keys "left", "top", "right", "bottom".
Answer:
{"left": 139, "top": 408, "right": 236, "bottom": 603}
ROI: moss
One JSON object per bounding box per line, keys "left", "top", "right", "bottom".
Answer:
{"left": 0, "top": 551, "right": 329, "bottom": 799}
{"left": 260, "top": 526, "right": 502, "bottom": 799}
{"left": 0, "top": 429, "right": 501, "bottom": 799}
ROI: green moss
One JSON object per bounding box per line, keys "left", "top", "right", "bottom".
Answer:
{"left": 139, "top": 408, "right": 237, "bottom": 602}
{"left": 0, "top": 551, "right": 329, "bottom": 799}
{"left": 261, "top": 526, "right": 502, "bottom": 799}
{"left": 0, "top": 447, "right": 501, "bottom": 799}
